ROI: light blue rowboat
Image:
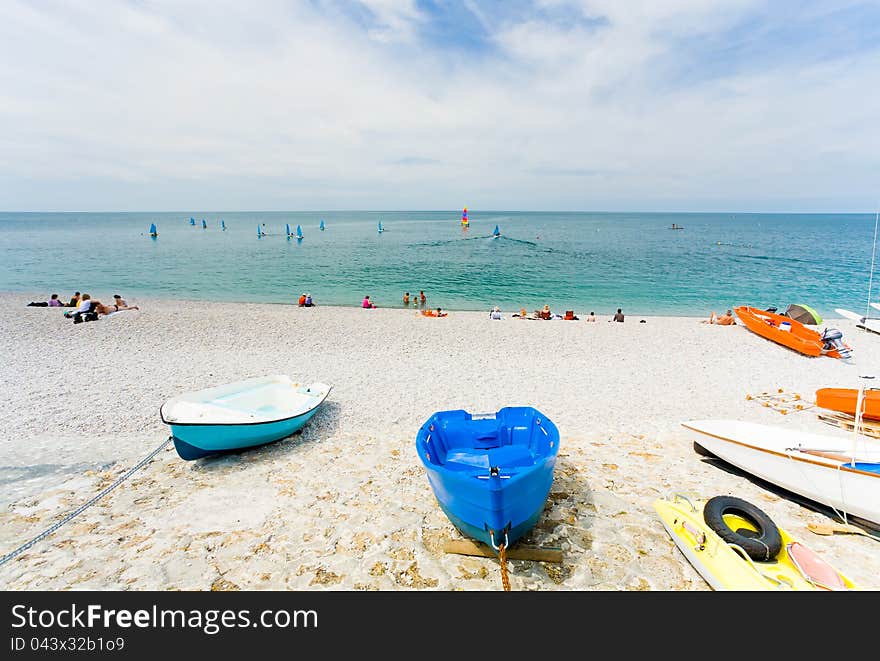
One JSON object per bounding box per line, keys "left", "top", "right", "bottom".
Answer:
{"left": 160, "top": 375, "right": 331, "bottom": 460}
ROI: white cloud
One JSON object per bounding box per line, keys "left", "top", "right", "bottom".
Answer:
{"left": 0, "top": 0, "right": 877, "bottom": 211}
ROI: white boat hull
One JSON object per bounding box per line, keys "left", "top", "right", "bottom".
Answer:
{"left": 682, "top": 420, "right": 880, "bottom": 527}
{"left": 835, "top": 308, "right": 880, "bottom": 334}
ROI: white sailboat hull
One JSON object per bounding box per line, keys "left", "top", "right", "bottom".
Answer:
{"left": 682, "top": 420, "right": 880, "bottom": 526}
{"left": 836, "top": 308, "right": 880, "bottom": 334}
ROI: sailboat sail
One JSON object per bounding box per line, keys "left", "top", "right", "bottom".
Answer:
{"left": 149, "top": 223, "right": 157, "bottom": 236}
{"left": 461, "top": 207, "right": 469, "bottom": 227}
{"left": 221, "top": 220, "right": 226, "bottom": 231}
{"left": 190, "top": 217, "right": 195, "bottom": 225}
{"left": 201, "top": 219, "right": 207, "bottom": 229}
{"left": 378, "top": 221, "right": 383, "bottom": 233}
{"left": 286, "top": 223, "right": 291, "bottom": 237}
{"left": 296, "top": 225, "right": 303, "bottom": 239}
{"left": 493, "top": 224, "right": 500, "bottom": 237}
{"left": 320, "top": 220, "right": 325, "bottom": 231}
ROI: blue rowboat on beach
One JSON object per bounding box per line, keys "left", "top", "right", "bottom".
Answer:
{"left": 160, "top": 375, "right": 331, "bottom": 460}
{"left": 416, "top": 407, "right": 559, "bottom": 551}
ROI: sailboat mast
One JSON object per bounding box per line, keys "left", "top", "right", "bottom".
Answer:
{"left": 865, "top": 208, "right": 880, "bottom": 325}
{"left": 852, "top": 374, "right": 874, "bottom": 465}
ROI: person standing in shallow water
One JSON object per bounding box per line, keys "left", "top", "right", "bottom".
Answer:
{"left": 419, "top": 291, "right": 426, "bottom": 308}
{"left": 403, "top": 292, "right": 410, "bottom": 306}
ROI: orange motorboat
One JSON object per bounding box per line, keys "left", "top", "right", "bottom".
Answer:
{"left": 816, "top": 388, "right": 880, "bottom": 420}
{"left": 733, "top": 306, "right": 850, "bottom": 358}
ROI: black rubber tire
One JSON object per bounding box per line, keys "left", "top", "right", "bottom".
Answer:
{"left": 703, "top": 495, "right": 782, "bottom": 561}
{"left": 693, "top": 441, "right": 717, "bottom": 458}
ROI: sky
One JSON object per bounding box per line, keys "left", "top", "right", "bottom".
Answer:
{"left": 0, "top": 0, "right": 878, "bottom": 212}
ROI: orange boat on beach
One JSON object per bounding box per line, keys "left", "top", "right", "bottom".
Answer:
{"left": 816, "top": 388, "right": 880, "bottom": 420}
{"left": 733, "top": 306, "right": 851, "bottom": 358}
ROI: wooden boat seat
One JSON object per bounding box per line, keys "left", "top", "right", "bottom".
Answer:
{"left": 444, "top": 444, "right": 535, "bottom": 472}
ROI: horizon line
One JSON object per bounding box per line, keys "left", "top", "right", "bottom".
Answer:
{"left": 1, "top": 209, "right": 877, "bottom": 215}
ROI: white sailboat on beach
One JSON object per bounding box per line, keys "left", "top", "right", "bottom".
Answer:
{"left": 836, "top": 307, "right": 880, "bottom": 334}
{"left": 683, "top": 399, "right": 880, "bottom": 528}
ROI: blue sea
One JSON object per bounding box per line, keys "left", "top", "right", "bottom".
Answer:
{"left": 0, "top": 211, "right": 875, "bottom": 316}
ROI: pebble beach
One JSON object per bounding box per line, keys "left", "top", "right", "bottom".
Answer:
{"left": 1, "top": 295, "right": 879, "bottom": 591}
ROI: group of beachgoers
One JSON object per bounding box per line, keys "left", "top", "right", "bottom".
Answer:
{"left": 402, "top": 291, "right": 428, "bottom": 308}
{"left": 501, "top": 306, "right": 626, "bottom": 322}
{"left": 52, "top": 291, "right": 139, "bottom": 323}
{"left": 358, "top": 291, "right": 447, "bottom": 317}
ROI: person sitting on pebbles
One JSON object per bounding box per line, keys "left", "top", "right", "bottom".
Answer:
{"left": 702, "top": 309, "right": 735, "bottom": 325}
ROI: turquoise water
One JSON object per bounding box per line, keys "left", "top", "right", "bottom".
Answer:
{"left": 0, "top": 211, "right": 875, "bottom": 316}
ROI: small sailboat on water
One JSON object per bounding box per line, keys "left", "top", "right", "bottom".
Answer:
{"left": 189, "top": 217, "right": 196, "bottom": 225}
{"left": 461, "top": 207, "right": 469, "bottom": 228}
{"left": 492, "top": 224, "right": 501, "bottom": 238}
{"left": 296, "top": 225, "right": 304, "bottom": 240}
{"left": 201, "top": 219, "right": 207, "bottom": 229}
{"left": 285, "top": 223, "right": 292, "bottom": 238}
{"left": 220, "top": 219, "right": 226, "bottom": 231}
{"left": 149, "top": 223, "right": 158, "bottom": 237}
{"left": 257, "top": 224, "right": 266, "bottom": 237}
{"left": 320, "top": 219, "right": 325, "bottom": 231}
{"left": 378, "top": 221, "right": 384, "bottom": 234}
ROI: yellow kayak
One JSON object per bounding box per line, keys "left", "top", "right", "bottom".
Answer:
{"left": 653, "top": 494, "right": 857, "bottom": 590}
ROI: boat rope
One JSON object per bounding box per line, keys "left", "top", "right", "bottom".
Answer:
{"left": 498, "top": 543, "right": 511, "bottom": 592}
{"left": 0, "top": 435, "right": 173, "bottom": 569}
{"left": 783, "top": 447, "right": 851, "bottom": 527}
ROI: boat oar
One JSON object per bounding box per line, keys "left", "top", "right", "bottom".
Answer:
{"left": 807, "top": 522, "right": 880, "bottom": 541}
